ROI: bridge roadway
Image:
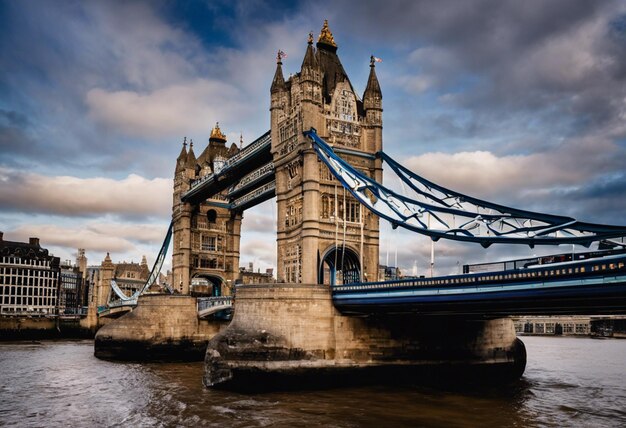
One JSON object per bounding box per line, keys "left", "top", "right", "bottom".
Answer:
{"left": 99, "top": 296, "right": 233, "bottom": 319}
{"left": 332, "top": 254, "right": 626, "bottom": 316}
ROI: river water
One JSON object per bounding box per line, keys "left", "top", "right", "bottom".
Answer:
{"left": 0, "top": 336, "right": 625, "bottom": 427}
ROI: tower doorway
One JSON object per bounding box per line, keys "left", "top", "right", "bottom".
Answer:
{"left": 190, "top": 275, "right": 223, "bottom": 297}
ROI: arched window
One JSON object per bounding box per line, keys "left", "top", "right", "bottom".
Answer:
{"left": 207, "top": 209, "right": 217, "bottom": 224}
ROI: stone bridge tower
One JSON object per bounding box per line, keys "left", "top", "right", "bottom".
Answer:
{"left": 271, "top": 21, "right": 383, "bottom": 285}
{"left": 172, "top": 124, "right": 243, "bottom": 295}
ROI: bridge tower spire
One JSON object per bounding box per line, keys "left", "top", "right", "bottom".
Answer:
{"left": 271, "top": 20, "right": 382, "bottom": 285}
{"left": 172, "top": 125, "right": 243, "bottom": 296}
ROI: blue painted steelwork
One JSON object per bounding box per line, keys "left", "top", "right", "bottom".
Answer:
{"left": 333, "top": 254, "right": 626, "bottom": 315}
{"left": 305, "top": 128, "right": 626, "bottom": 247}
{"left": 109, "top": 221, "right": 174, "bottom": 306}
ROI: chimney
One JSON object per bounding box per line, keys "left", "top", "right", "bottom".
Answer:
{"left": 0, "top": 231, "right": 3, "bottom": 242}
{"left": 29, "top": 237, "right": 40, "bottom": 246}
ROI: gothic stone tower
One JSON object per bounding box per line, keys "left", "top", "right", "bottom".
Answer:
{"left": 271, "top": 21, "right": 383, "bottom": 285}
{"left": 172, "top": 124, "right": 243, "bottom": 295}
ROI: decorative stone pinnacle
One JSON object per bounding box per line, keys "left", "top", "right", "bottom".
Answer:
{"left": 308, "top": 31, "right": 314, "bottom": 44}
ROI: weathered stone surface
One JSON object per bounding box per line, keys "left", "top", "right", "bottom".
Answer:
{"left": 0, "top": 316, "right": 95, "bottom": 340}
{"left": 95, "top": 294, "right": 227, "bottom": 361}
{"left": 204, "top": 284, "right": 526, "bottom": 389}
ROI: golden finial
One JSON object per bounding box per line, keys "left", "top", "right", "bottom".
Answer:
{"left": 318, "top": 19, "right": 337, "bottom": 47}
{"left": 210, "top": 122, "right": 227, "bottom": 141}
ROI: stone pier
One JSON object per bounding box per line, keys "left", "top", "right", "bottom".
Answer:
{"left": 95, "top": 294, "right": 228, "bottom": 361}
{"left": 204, "top": 284, "right": 526, "bottom": 389}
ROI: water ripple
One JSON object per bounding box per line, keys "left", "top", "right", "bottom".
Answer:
{"left": 1, "top": 337, "right": 625, "bottom": 427}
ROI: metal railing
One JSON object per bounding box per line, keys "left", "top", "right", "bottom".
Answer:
{"left": 228, "top": 162, "right": 275, "bottom": 196}
{"left": 231, "top": 181, "right": 276, "bottom": 209}
{"left": 197, "top": 296, "right": 233, "bottom": 312}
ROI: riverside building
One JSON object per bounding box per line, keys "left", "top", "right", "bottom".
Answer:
{"left": 0, "top": 232, "right": 60, "bottom": 315}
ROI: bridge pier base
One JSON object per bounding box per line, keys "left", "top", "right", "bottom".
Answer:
{"left": 94, "top": 294, "right": 228, "bottom": 361}
{"left": 203, "top": 284, "right": 526, "bottom": 390}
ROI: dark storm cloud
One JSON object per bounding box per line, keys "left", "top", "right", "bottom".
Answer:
{"left": 332, "top": 0, "right": 626, "bottom": 147}
{"left": 0, "top": 110, "right": 38, "bottom": 163}
{"left": 542, "top": 173, "right": 626, "bottom": 224}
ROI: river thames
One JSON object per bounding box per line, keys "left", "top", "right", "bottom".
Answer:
{"left": 1, "top": 336, "right": 625, "bottom": 427}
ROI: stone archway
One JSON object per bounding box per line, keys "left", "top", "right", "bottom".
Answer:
{"left": 318, "top": 245, "right": 361, "bottom": 286}
{"left": 190, "top": 274, "right": 223, "bottom": 297}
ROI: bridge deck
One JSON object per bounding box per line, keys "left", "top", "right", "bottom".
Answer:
{"left": 333, "top": 254, "right": 626, "bottom": 316}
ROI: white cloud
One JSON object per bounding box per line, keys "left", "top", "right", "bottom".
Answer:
{"left": 0, "top": 168, "right": 170, "bottom": 218}
{"left": 400, "top": 133, "right": 624, "bottom": 202}
{"left": 5, "top": 221, "right": 172, "bottom": 271}
{"left": 86, "top": 80, "right": 250, "bottom": 139}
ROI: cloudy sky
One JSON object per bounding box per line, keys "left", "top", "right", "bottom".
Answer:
{"left": 1, "top": 0, "right": 625, "bottom": 277}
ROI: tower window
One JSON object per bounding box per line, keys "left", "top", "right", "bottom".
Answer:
{"left": 202, "top": 236, "right": 217, "bottom": 251}
{"left": 207, "top": 210, "right": 217, "bottom": 224}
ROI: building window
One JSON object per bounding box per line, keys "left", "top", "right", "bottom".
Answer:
{"left": 202, "top": 236, "right": 217, "bottom": 251}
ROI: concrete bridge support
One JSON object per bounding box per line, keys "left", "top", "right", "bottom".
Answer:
{"left": 95, "top": 294, "right": 228, "bottom": 361}
{"left": 204, "top": 284, "right": 526, "bottom": 389}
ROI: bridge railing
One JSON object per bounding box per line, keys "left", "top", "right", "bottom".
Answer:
{"left": 107, "top": 298, "right": 137, "bottom": 309}
{"left": 228, "top": 162, "right": 275, "bottom": 196}
{"left": 197, "top": 296, "right": 233, "bottom": 312}
{"left": 231, "top": 181, "right": 276, "bottom": 210}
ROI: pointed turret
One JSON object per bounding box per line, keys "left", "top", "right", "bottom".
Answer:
{"left": 363, "top": 55, "right": 382, "bottom": 106}
{"left": 186, "top": 140, "right": 197, "bottom": 169}
{"left": 301, "top": 32, "right": 318, "bottom": 70}
{"left": 271, "top": 51, "right": 286, "bottom": 94}
{"left": 175, "top": 137, "right": 188, "bottom": 172}
{"left": 228, "top": 142, "right": 239, "bottom": 157}
{"left": 102, "top": 252, "right": 114, "bottom": 269}
{"left": 363, "top": 55, "right": 383, "bottom": 127}
{"left": 315, "top": 20, "right": 352, "bottom": 103}
{"left": 300, "top": 32, "right": 322, "bottom": 105}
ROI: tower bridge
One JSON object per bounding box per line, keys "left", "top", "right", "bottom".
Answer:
{"left": 96, "top": 21, "right": 626, "bottom": 386}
